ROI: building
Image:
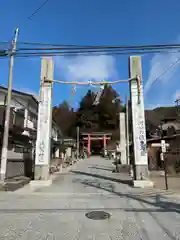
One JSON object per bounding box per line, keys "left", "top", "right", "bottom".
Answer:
{"left": 147, "top": 116, "right": 180, "bottom": 171}
{"left": 0, "top": 86, "right": 62, "bottom": 179}
{"left": 160, "top": 117, "right": 180, "bottom": 136}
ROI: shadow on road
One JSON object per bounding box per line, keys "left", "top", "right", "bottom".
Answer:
{"left": 88, "top": 166, "right": 113, "bottom": 172}
{"left": 0, "top": 207, "right": 178, "bottom": 214}
{"left": 70, "top": 170, "right": 133, "bottom": 186}
{"left": 71, "top": 170, "right": 180, "bottom": 215}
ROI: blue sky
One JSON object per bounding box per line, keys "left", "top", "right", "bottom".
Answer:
{"left": 0, "top": 0, "right": 180, "bottom": 109}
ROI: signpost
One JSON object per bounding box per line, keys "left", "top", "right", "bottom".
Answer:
{"left": 151, "top": 140, "right": 169, "bottom": 190}
{"left": 161, "top": 140, "right": 166, "bottom": 153}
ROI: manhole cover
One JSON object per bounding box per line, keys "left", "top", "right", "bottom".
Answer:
{"left": 85, "top": 211, "right": 111, "bottom": 220}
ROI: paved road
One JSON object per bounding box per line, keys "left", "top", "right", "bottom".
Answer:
{"left": 0, "top": 157, "right": 180, "bottom": 239}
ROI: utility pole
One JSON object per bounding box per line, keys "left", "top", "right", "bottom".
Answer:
{"left": 126, "top": 96, "right": 130, "bottom": 165}
{"left": 0, "top": 28, "right": 19, "bottom": 181}
{"left": 76, "top": 126, "right": 80, "bottom": 159}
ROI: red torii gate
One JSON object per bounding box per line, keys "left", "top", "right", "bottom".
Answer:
{"left": 81, "top": 132, "right": 112, "bottom": 155}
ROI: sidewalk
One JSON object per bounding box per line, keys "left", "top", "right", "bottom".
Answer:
{"left": 16, "top": 157, "right": 180, "bottom": 200}
{"left": 150, "top": 173, "right": 180, "bottom": 191}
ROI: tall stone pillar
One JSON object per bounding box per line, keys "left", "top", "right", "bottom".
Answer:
{"left": 119, "top": 112, "right": 127, "bottom": 165}
{"left": 34, "top": 58, "right": 54, "bottom": 183}
{"left": 129, "top": 56, "right": 150, "bottom": 183}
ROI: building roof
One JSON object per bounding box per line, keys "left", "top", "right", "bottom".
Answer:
{"left": 0, "top": 85, "right": 39, "bottom": 105}
{"left": 147, "top": 133, "right": 180, "bottom": 143}
{"left": 0, "top": 85, "right": 61, "bottom": 132}
{"left": 161, "top": 117, "right": 178, "bottom": 122}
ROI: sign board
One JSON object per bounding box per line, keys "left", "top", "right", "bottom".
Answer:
{"left": 151, "top": 143, "right": 169, "bottom": 147}
{"left": 161, "top": 140, "right": 166, "bottom": 153}
{"left": 35, "top": 83, "right": 52, "bottom": 165}
{"left": 151, "top": 141, "right": 169, "bottom": 153}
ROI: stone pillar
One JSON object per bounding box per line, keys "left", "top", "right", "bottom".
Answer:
{"left": 129, "top": 56, "right": 150, "bottom": 182}
{"left": 87, "top": 134, "right": 91, "bottom": 155}
{"left": 119, "top": 112, "right": 127, "bottom": 165}
{"left": 125, "top": 96, "right": 130, "bottom": 165}
{"left": 34, "top": 58, "right": 54, "bottom": 182}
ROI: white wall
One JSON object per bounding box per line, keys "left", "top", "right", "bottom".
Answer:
{"left": 0, "top": 89, "right": 38, "bottom": 131}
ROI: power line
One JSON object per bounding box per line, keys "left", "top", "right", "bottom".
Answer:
{"left": 14, "top": 43, "right": 180, "bottom": 57}
{"left": 2, "top": 41, "right": 180, "bottom": 52}
{"left": 17, "top": 45, "right": 180, "bottom": 52}
{"left": 16, "top": 42, "right": 88, "bottom": 47}
{"left": 1, "top": 42, "right": 180, "bottom": 58}
{"left": 28, "top": 0, "right": 51, "bottom": 20}
{"left": 16, "top": 49, "right": 165, "bottom": 55}
{"left": 15, "top": 41, "right": 180, "bottom": 49}
{"left": 145, "top": 57, "right": 180, "bottom": 94}
{"left": 152, "top": 57, "right": 180, "bottom": 83}
{"left": 13, "top": 49, "right": 180, "bottom": 58}
{"left": 0, "top": 49, "right": 179, "bottom": 59}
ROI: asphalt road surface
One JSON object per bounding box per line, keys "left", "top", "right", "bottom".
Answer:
{"left": 0, "top": 156, "right": 180, "bottom": 239}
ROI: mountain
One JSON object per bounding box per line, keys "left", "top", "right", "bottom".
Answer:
{"left": 145, "top": 106, "right": 178, "bottom": 125}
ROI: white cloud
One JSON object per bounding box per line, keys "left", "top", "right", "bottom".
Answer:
{"left": 144, "top": 37, "right": 180, "bottom": 96}
{"left": 55, "top": 55, "right": 118, "bottom": 82}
